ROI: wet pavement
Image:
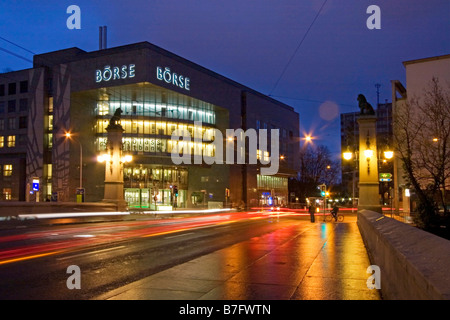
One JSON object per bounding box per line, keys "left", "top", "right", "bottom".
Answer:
{"left": 94, "top": 215, "right": 381, "bottom": 300}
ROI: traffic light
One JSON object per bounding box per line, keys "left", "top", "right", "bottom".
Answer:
{"left": 319, "top": 184, "right": 326, "bottom": 197}
{"left": 173, "top": 186, "right": 178, "bottom": 197}
{"left": 225, "top": 188, "right": 230, "bottom": 198}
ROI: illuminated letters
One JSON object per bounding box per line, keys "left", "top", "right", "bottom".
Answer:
{"left": 96, "top": 64, "right": 135, "bottom": 83}
{"left": 156, "top": 66, "right": 190, "bottom": 91}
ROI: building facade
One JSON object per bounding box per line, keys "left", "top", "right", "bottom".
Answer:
{"left": 391, "top": 54, "right": 450, "bottom": 213}
{"left": 0, "top": 42, "right": 300, "bottom": 209}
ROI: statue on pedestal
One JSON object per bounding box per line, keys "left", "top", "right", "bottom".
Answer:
{"left": 107, "top": 108, "right": 123, "bottom": 128}
{"left": 357, "top": 94, "right": 375, "bottom": 116}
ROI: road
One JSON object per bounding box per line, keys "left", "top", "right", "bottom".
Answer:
{"left": 0, "top": 210, "right": 379, "bottom": 300}
{"left": 0, "top": 211, "right": 303, "bottom": 299}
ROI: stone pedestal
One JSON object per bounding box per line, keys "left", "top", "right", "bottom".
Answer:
{"left": 103, "top": 124, "right": 127, "bottom": 211}
{"left": 357, "top": 116, "right": 381, "bottom": 213}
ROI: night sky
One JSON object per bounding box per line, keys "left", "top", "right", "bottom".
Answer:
{"left": 1, "top": 0, "right": 449, "bottom": 159}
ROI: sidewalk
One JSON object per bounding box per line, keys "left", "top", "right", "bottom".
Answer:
{"left": 94, "top": 217, "right": 381, "bottom": 300}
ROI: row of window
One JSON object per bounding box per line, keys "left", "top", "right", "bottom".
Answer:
{"left": 96, "top": 137, "right": 272, "bottom": 161}
{"left": 257, "top": 174, "right": 288, "bottom": 190}
{"left": 0, "top": 99, "right": 28, "bottom": 113}
{"left": 96, "top": 119, "right": 216, "bottom": 139}
{"left": 123, "top": 167, "right": 188, "bottom": 185}
{"left": 0, "top": 136, "right": 16, "bottom": 148}
{"left": 97, "top": 102, "right": 216, "bottom": 124}
{"left": 256, "top": 120, "right": 291, "bottom": 139}
{"left": 0, "top": 117, "right": 27, "bottom": 130}
{"left": 96, "top": 137, "right": 216, "bottom": 157}
{"left": 0, "top": 164, "right": 13, "bottom": 176}
{"left": 0, "top": 81, "right": 28, "bottom": 96}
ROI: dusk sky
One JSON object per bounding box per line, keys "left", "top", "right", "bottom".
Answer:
{"left": 1, "top": 0, "right": 449, "bottom": 159}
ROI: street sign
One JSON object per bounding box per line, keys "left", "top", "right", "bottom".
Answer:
{"left": 379, "top": 173, "right": 392, "bottom": 182}
{"left": 32, "top": 178, "right": 39, "bottom": 191}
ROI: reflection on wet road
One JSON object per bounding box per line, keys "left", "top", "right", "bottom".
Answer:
{"left": 98, "top": 216, "right": 381, "bottom": 300}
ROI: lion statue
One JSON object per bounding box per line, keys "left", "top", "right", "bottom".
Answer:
{"left": 108, "top": 107, "right": 123, "bottom": 127}
{"left": 357, "top": 94, "right": 375, "bottom": 116}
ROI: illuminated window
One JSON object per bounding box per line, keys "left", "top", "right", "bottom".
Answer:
{"left": 98, "top": 101, "right": 110, "bottom": 115}
{"left": 3, "top": 188, "right": 12, "bottom": 200}
{"left": 48, "top": 97, "right": 53, "bottom": 113}
{"left": 256, "top": 149, "right": 270, "bottom": 162}
{"left": 3, "top": 164, "right": 12, "bottom": 176}
{"left": 0, "top": 136, "right": 3, "bottom": 148}
{"left": 7, "top": 135, "right": 15, "bottom": 147}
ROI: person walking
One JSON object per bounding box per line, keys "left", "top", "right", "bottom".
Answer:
{"left": 309, "top": 204, "right": 316, "bottom": 223}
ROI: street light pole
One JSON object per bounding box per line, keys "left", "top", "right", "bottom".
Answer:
{"left": 65, "top": 132, "right": 83, "bottom": 189}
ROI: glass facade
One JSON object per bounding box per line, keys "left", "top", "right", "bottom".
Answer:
{"left": 257, "top": 174, "right": 288, "bottom": 207}
{"left": 95, "top": 83, "right": 218, "bottom": 209}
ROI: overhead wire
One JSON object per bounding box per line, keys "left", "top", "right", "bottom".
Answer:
{"left": 268, "top": 0, "right": 328, "bottom": 96}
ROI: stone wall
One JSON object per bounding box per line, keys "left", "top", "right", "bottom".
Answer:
{"left": 357, "top": 209, "right": 450, "bottom": 300}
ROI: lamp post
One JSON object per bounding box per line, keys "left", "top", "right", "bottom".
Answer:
{"left": 343, "top": 148, "right": 359, "bottom": 211}
{"left": 65, "top": 132, "right": 83, "bottom": 200}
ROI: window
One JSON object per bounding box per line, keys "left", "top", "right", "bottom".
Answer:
{"left": 0, "top": 101, "right": 5, "bottom": 113}
{"left": 0, "top": 136, "right": 4, "bottom": 148}
{"left": 8, "top": 100, "right": 15, "bottom": 113}
{"left": 7, "top": 135, "right": 15, "bottom": 147}
{"left": 3, "top": 164, "right": 12, "bottom": 176}
{"left": 0, "top": 84, "right": 4, "bottom": 96}
{"left": 19, "top": 80, "right": 28, "bottom": 93}
{"left": 19, "top": 98, "right": 27, "bottom": 111}
{"left": 8, "top": 118, "right": 15, "bottom": 130}
{"left": 3, "top": 188, "right": 12, "bottom": 200}
{"left": 48, "top": 97, "right": 53, "bottom": 113}
{"left": 8, "top": 83, "right": 16, "bottom": 95}
{"left": 0, "top": 119, "right": 4, "bottom": 130}
{"left": 19, "top": 116, "right": 27, "bottom": 129}
{"left": 18, "top": 134, "right": 26, "bottom": 146}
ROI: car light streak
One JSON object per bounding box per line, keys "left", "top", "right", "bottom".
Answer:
{"left": 0, "top": 210, "right": 304, "bottom": 265}
{"left": 0, "top": 251, "right": 63, "bottom": 265}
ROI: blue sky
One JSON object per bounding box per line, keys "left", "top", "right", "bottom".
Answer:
{"left": 1, "top": 0, "right": 449, "bottom": 158}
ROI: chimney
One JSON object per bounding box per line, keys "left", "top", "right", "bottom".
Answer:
{"left": 103, "top": 26, "right": 107, "bottom": 49}
{"left": 99, "top": 26, "right": 103, "bottom": 50}
{"left": 99, "top": 26, "right": 107, "bottom": 50}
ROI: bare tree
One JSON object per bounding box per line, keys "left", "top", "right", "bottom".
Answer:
{"left": 393, "top": 77, "right": 450, "bottom": 228}
{"left": 299, "top": 145, "right": 340, "bottom": 186}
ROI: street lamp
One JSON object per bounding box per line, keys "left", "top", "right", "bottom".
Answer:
{"left": 342, "top": 147, "right": 359, "bottom": 211}
{"left": 65, "top": 132, "right": 83, "bottom": 190}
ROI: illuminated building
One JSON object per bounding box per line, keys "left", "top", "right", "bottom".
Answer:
{"left": 0, "top": 42, "right": 299, "bottom": 209}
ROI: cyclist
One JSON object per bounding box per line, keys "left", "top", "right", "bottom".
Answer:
{"left": 331, "top": 205, "right": 339, "bottom": 222}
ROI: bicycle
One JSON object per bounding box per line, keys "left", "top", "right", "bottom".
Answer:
{"left": 325, "top": 211, "right": 344, "bottom": 222}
